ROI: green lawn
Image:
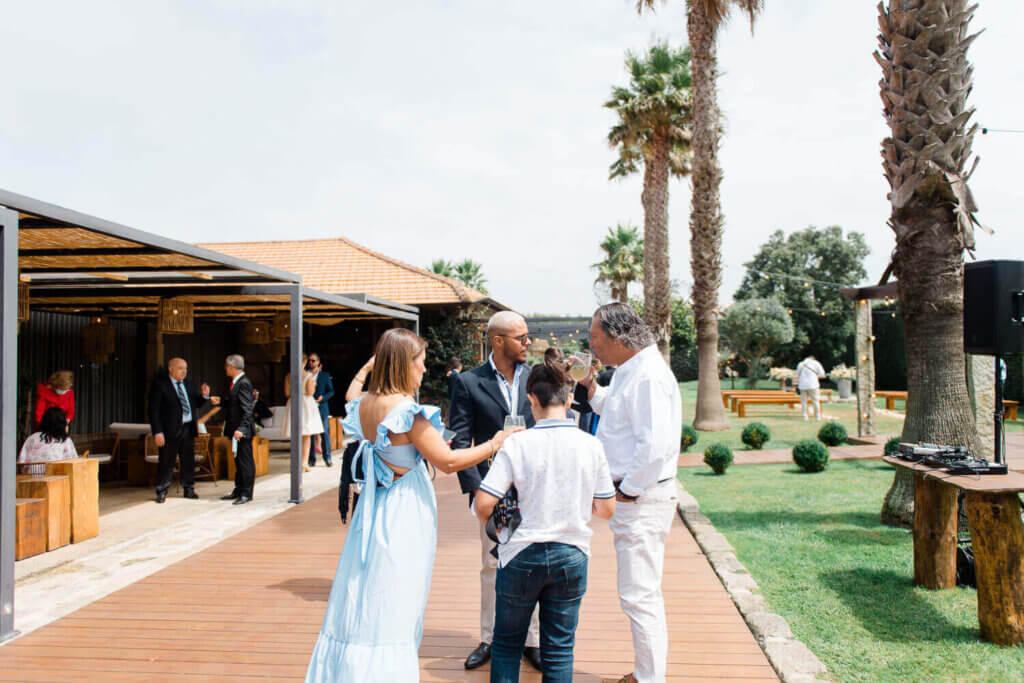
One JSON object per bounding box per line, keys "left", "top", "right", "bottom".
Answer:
{"left": 678, "top": 460, "right": 1024, "bottom": 681}
{"left": 679, "top": 380, "right": 906, "bottom": 452}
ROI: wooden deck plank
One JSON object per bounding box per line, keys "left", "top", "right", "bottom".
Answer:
{"left": 0, "top": 474, "right": 776, "bottom": 681}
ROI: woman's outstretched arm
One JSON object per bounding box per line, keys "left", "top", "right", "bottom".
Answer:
{"left": 408, "top": 414, "right": 508, "bottom": 475}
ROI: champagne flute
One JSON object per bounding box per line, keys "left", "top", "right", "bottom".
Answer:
{"left": 569, "top": 352, "right": 592, "bottom": 382}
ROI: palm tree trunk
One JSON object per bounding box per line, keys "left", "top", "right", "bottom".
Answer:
{"left": 881, "top": 201, "right": 981, "bottom": 526}
{"left": 641, "top": 132, "right": 672, "bottom": 361}
{"left": 688, "top": 3, "right": 728, "bottom": 431}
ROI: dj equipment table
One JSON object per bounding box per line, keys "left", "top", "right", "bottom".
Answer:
{"left": 883, "top": 456, "right": 1024, "bottom": 645}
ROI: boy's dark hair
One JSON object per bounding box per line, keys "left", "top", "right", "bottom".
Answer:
{"left": 526, "top": 355, "right": 572, "bottom": 407}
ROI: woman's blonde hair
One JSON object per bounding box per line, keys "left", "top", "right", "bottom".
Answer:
{"left": 48, "top": 370, "right": 73, "bottom": 390}
{"left": 368, "top": 328, "right": 427, "bottom": 395}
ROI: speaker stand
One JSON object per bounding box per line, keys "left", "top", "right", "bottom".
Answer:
{"left": 994, "top": 355, "right": 1005, "bottom": 465}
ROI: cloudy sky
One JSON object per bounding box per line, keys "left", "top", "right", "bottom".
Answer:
{"left": 2, "top": 1, "right": 1021, "bottom": 315}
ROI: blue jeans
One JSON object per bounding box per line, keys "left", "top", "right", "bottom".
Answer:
{"left": 491, "top": 542, "right": 588, "bottom": 683}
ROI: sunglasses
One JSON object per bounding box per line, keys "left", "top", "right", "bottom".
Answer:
{"left": 497, "top": 334, "right": 531, "bottom": 345}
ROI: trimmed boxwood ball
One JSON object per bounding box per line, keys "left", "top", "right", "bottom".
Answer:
{"left": 680, "top": 424, "right": 699, "bottom": 452}
{"left": 817, "top": 420, "right": 848, "bottom": 446}
{"left": 884, "top": 436, "right": 901, "bottom": 456}
{"left": 793, "top": 439, "right": 829, "bottom": 472}
{"left": 741, "top": 422, "right": 771, "bottom": 450}
{"left": 703, "top": 443, "right": 733, "bottom": 475}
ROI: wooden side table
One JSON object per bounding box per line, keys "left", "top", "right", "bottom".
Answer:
{"left": 16, "top": 475, "right": 71, "bottom": 551}
{"left": 15, "top": 498, "right": 48, "bottom": 560}
{"left": 45, "top": 458, "right": 99, "bottom": 543}
{"left": 884, "top": 456, "right": 1024, "bottom": 645}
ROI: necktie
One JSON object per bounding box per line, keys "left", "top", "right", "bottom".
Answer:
{"left": 175, "top": 381, "right": 190, "bottom": 417}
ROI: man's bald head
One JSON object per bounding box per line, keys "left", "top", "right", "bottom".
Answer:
{"left": 487, "top": 311, "right": 530, "bottom": 365}
{"left": 487, "top": 311, "right": 526, "bottom": 337}
{"left": 167, "top": 357, "right": 188, "bottom": 381}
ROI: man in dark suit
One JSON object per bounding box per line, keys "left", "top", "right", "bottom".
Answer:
{"left": 449, "top": 311, "right": 542, "bottom": 672}
{"left": 307, "top": 353, "right": 335, "bottom": 467}
{"left": 217, "top": 354, "right": 256, "bottom": 505}
{"left": 148, "top": 357, "right": 209, "bottom": 503}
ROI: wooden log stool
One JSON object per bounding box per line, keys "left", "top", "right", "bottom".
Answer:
{"left": 16, "top": 475, "right": 71, "bottom": 551}
{"left": 964, "top": 491, "right": 1024, "bottom": 645}
{"left": 15, "top": 498, "right": 48, "bottom": 560}
{"left": 46, "top": 458, "right": 99, "bottom": 543}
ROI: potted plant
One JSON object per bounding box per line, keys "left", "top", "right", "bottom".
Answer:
{"left": 829, "top": 364, "right": 856, "bottom": 399}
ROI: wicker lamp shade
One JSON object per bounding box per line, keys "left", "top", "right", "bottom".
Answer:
{"left": 82, "top": 316, "right": 116, "bottom": 364}
{"left": 271, "top": 312, "right": 291, "bottom": 341}
{"left": 244, "top": 320, "right": 272, "bottom": 345}
{"left": 158, "top": 298, "right": 194, "bottom": 334}
{"left": 17, "top": 282, "right": 29, "bottom": 323}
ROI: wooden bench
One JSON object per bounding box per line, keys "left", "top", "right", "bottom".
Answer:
{"left": 721, "top": 390, "right": 790, "bottom": 408}
{"left": 15, "top": 498, "right": 48, "bottom": 560}
{"left": 729, "top": 392, "right": 799, "bottom": 412}
{"left": 876, "top": 390, "right": 908, "bottom": 410}
{"left": 1003, "top": 399, "right": 1018, "bottom": 421}
{"left": 45, "top": 458, "right": 99, "bottom": 543}
{"left": 16, "top": 475, "right": 70, "bottom": 551}
{"left": 735, "top": 396, "right": 801, "bottom": 418}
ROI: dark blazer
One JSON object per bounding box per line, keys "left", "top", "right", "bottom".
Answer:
{"left": 149, "top": 375, "right": 204, "bottom": 440}
{"left": 449, "top": 362, "right": 534, "bottom": 498}
{"left": 224, "top": 374, "right": 255, "bottom": 438}
{"left": 313, "top": 371, "right": 335, "bottom": 418}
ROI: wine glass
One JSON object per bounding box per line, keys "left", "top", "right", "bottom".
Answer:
{"left": 569, "top": 352, "right": 592, "bottom": 382}
{"left": 503, "top": 415, "right": 526, "bottom": 432}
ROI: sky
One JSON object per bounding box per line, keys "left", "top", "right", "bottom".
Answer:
{"left": 2, "top": 1, "right": 1021, "bottom": 316}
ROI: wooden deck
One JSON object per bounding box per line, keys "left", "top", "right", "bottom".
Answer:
{"left": 0, "top": 474, "right": 777, "bottom": 681}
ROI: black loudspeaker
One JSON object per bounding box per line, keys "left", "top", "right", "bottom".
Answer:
{"left": 964, "top": 260, "right": 1024, "bottom": 355}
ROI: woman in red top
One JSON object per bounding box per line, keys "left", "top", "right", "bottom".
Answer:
{"left": 35, "top": 370, "right": 75, "bottom": 428}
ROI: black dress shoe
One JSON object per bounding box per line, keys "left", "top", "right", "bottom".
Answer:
{"left": 308, "top": 455, "right": 316, "bottom": 468}
{"left": 324, "top": 455, "right": 333, "bottom": 467}
{"left": 183, "top": 489, "right": 199, "bottom": 499}
{"left": 232, "top": 495, "right": 252, "bottom": 505}
{"left": 155, "top": 490, "right": 167, "bottom": 504}
{"left": 464, "top": 642, "right": 490, "bottom": 670}
{"left": 523, "top": 646, "right": 543, "bottom": 672}
{"left": 220, "top": 491, "right": 240, "bottom": 501}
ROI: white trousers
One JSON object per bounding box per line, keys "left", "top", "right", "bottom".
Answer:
{"left": 479, "top": 519, "right": 540, "bottom": 646}
{"left": 800, "top": 388, "right": 821, "bottom": 420}
{"left": 608, "top": 480, "right": 677, "bottom": 683}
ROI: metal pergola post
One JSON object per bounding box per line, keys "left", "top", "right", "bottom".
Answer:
{"left": 288, "top": 285, "right": 303, "bottom": 504}
{"left": 0, "top": 208, "right": 19, "bottom": 643}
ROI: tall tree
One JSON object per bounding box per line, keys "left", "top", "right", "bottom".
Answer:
{"left": 719, "top": 297, "right": 794, "bottom": 384}
{"left": 453, "top": 258, "right": 489, "bottom": 295}
{"left": 605, "top": 42, "right": 693, "bottom": 361}
{"left": 876, "top": 0, "right": 984, "bottom": 526}
{"left": 429, "top": 259, "right": 454, "bottom": 278}
{"left": 593, "top": 223, "right": 645, "bottom": 302}
{"left": 735, "top": 226, "right": 869, "bottom": 370}
{"left": 636, "top": 0, "right": 764, "bottom": 431}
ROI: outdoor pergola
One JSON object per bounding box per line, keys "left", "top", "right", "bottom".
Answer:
{"left": 0, "top": 188, "right": 417, "bottom": 642}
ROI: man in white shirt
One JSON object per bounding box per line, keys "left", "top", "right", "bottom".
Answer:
{"left": 579, "top": 302, "right": 682, "bottom": 683}
{"left": 795, "top": 355, "right": 826, "bottom": 420}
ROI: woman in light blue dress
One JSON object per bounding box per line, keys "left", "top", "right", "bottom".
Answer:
{"left": 306, "top": 329, "right": 510, "bottom": 682}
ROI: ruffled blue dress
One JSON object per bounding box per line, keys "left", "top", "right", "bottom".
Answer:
{"left": 305, "top": 397, "right": 441, "bottom": 682}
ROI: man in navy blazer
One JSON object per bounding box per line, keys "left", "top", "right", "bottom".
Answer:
{"left": 308, "top": 352, "right": 335, "bottom": 467}
{"left": 449, "top": 311, "right": 541, "bottom": 672}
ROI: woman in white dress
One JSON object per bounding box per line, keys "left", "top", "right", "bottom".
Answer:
{"left": 282, "top": 353, "right": 325, "bottom": 472}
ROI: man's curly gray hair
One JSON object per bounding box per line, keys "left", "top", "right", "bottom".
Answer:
{"left": 593, "top": 302, "right": 655, "bottom": 350}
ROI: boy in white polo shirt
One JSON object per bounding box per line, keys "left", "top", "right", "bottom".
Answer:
{"left": 475, "top": 356, "right": 616, "bottom": 683}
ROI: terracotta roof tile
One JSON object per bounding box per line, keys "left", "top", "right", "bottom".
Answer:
{"left": 197, "top": 237, "right": 490, "bottom": 307}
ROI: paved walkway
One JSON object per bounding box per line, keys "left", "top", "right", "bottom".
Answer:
{"left": 0, "top": 474, "right": 777, "bottom": 681}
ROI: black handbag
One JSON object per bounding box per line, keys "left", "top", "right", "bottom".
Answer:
{"left": 485, "top": 485, "right": 521, "bottom": 558}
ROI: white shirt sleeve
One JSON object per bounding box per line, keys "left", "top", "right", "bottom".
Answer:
{"left": 593, "top": 443, "right": 615, "bottom": 499}
{"left": 479, "top": 449, "right": 513, "bottom": 500}
{"left": 589, "top": 383, "right": 610, "bottom": 415}
{"left": 619, "top": 378, "right": 676, "bottom": 497}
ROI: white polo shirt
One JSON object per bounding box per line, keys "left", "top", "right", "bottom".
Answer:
{"left": 479, "top": 418, "right": 615, "bottom": 568}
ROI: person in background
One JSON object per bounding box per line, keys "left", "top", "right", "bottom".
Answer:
{"left": 308, "top": 353, "right": 335, "bottom": 467}
{"left": 449, "top": 311, "right": 543, "bottom": 673}
{"left": 19, "top": 406, "right": 77, "bottom": 476}
{"left": 148, "top": 357, "right": 210, "bottom": 503}
{"left": 795, "top": 354, "right": 827, "bottom": 421}
{"left": 282, "top": 353, "right": 323, "bottom": 473}
{"left": 445, "top": 356, "right": 463, "bottom": 403}
{"left": 34, "top": 370, "right": 75, "bottom": 428}
{"left": 216, "top": 354, "right": 256, "bottom": 505}
{"left": 252, "top": 389, "right": 273, "bottom": 431}
{"left": 578, "top": 303, "right": 682, "bottom": 683}
{"left": 475, "top": 355, "right": 615, "bottom": 682}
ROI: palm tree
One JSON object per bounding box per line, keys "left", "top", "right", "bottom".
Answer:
{"left": 429, "top": 259, "right": 454, "bottom": 278}
{"left": 605, "top": 42, "right": 693, "bottom": 361}
{"left": 877, "top": 0, "right": 983, "bottom": 526}
{"left": 453, "top": 259, "right": 489, "bottom": 295}
{"left": 593, "top": 223, "right": 645, "bottom": 302}
{"left": 636, "top": 0, "right": 764, "bottom": 431}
